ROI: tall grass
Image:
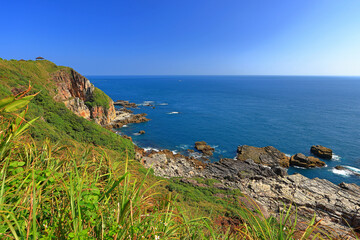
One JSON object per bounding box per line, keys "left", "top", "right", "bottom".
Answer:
{"left": 0, "top": 89, "right": 357, "bottom": 239}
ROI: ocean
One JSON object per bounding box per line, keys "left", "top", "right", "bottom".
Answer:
{"left": 88, "top": 75, "right": 360, "bottom": 185}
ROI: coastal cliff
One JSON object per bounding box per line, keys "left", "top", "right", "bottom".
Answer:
{"left": 52, "top": 69, "right": 116, "bottom": 125}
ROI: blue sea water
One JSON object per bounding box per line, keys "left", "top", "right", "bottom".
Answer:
{"left": 88, "top": 75, "right": 360, "bottom": 185}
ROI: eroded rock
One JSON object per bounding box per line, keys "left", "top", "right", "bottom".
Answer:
{"left": 290, "top": 153, "right": 325, "bottom": 168}
{"left": 310, "top": 145, "right": 333, "bottom": 159}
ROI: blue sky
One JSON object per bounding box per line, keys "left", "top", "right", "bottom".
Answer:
{"left": 1, "top": 0, "right": 360, "bottom": 75}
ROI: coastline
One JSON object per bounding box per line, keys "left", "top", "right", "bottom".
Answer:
{"left": 110, "top": 100, "right": 360, "bottom": 235}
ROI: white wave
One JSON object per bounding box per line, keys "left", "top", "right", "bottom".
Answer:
{"left": 122, "top": 125, "right": 128, "bottom": 128}
{"left": 344, "top": 166, "right": 360, "bottom": 174}
{"left": 172, "top": 150, "right": 177, "bottom": 154}
{"left": 138, "top": 101, "right": 155, "bottom": 106}
{"left": 167, "top": 112, "right": 179, "bottom": 114}
{"left": 331, "top": 168, "right": 352, "bottom": 177}
{"left": 285, "top": 154, "right": 291, "bottom": 157}
{"left": 293, "top": 166, "right": 307, "bottom": 170}
{"left": 332, "top": 154, "right": 341, "bottom": 161}
{"left": 144, "top": 147, "right": 160, "bottom": 152}
{"left": 158, "top": 103, "right": 168, "bottom": 106}
{"left": 177, "top": 144, "right": 190, "bottom": 150}
{"left": 189, "top": 152, "right": 203, "bottom": 159}
{"left": 133, "top": 133, "right": 141, "bottom": 136}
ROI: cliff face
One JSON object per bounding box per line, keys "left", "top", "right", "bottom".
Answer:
{"left": 52, "top": 69, "right": 116, "bottom": 125}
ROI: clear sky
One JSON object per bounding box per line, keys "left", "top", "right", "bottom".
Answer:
{"left": 1, "top": 0, "right": 360, "bottom": 75}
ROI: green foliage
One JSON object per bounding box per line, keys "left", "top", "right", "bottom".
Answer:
{"left": 0, "top": 58, "right": 134, "bottom": 158}
{"left": 85, "top": 87, "right": 111, "bottom": 110}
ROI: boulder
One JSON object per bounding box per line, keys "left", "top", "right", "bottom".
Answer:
{"left": 236, "top": 145, "right": 290, "bottom": 168}
{"left": 139, "top": 130, "right": 145, "bottom": 135}
{"left": 310, "top": 145, "right": 332, "bottom": 159}
{"left": 195, "top": 141, "right": 215, "bottom": 156}
{"left": 290, "top": 153, "right": 325, "bottom": 168}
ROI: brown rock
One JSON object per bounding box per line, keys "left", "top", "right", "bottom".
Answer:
{"left": 236, "top": 145, "right": 290, "bottom": 168}
{"left": 52, "top": 69, "right": 116, "bottom": 125}
{"left": 139, "top": 130, "right": 145, "bottom": 135}
{"left": 195, "top": 141, "right": 215, "bottom": 156}
{"left": 114, "top": 100, "right": 137, "bottom": 108}
{"left": 310, "top": 145, "right": 333, "bottom": 159}
{"left": 290, "top": 153, "right": 325, "bottom": 168}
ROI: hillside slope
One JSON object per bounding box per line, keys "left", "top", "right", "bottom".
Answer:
{"left": 0, "top": 58, "right": 133, "bottom": 154}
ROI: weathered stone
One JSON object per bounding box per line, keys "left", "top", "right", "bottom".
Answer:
{"left": 52, "top": 69, "right": 116, "bottom": 125}
{"left": 290, "top": 153, "right": 325, "bottom": 168}
{"left": 236, "top": 145, "right": 290, "bottom": 168}
{"left": 310, "top": 145, "right": 333, "bottom": 159}
{"left": 195, "top": 141, "right": 215, "bottom": 156}
{"left": 139, "top": 130, "right": 145, "bottom": 135}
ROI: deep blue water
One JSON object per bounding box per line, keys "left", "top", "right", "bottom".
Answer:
{"left": 88, "top": 75, "right": 360, "bottom": 185}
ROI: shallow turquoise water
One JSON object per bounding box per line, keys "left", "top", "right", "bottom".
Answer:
{"left": 88, "top": 75, "right": 360, "bottom": 185}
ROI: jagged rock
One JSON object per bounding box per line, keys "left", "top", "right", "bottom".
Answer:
{"left": 138, "top": 144, "right": 360, "bottom": 234}
{"left": 111, "top": 110, "right": 150, "bottom": 128}
{"left": 114, "top": 100, "right": 137, "bottom": 108}
{"left": 139, "top": 130, "right": 145, "bottom": 135}
{"left": 310, "top": 145, "right": 333, "bottom": 159}
{"left": 52, "top": 69, "right": 116, "bottom": 125}
{"left": 290, "top": 153, "right": 325, "bottom": 168}
{"left": 236, "top": 145, "right": 290, "bottom": 168}
{"left": 195, "top": 141, "right": 215, "bottom": 156}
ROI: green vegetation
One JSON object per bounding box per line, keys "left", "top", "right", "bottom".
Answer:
{"left": 0, "top": 58, "right": 133, "bottom": 157}
{"left": 0, "top": 59, "right": 356, "bottom": 239}
{"left": 85, "top": 87, "right": 111, "bottom": 110}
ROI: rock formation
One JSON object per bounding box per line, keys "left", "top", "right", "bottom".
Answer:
{"left": 114, "top": 100, "right": 137, "bottom": 108}
{"left": 195, "top": 141, "right": 215, "bottom": 156}
{"left": 311, "top": 145, "right": 333, "bottom": 159}
{"left": 137, "top": 145, "right": 360, "bottom": 234}
{"left": 52, "top": 69, "right": 116, "bottom": 125}
{"left": 236, "top": 145, "right": 290, "bottom": 168}
{"left": 111, "top": 110, "right": 150, "bottom": 128}
{"left": 290, "top": 153, "right": 325, "bottom": 168}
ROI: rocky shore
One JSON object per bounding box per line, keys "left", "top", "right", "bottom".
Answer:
{"left": 136, "top": 144, "right": 360, "bottom": 235}
{"left": 54, "top": 72, "right": 359, "bottom": 235}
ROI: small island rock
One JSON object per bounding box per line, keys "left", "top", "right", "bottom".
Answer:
{"left": 139, "top": 130, "right": 145, "bottom": 135}
{"left": 310, "top": 145, "right": 332, "bottom": 159}
{"left": 290, "top": 153, "right": 325, "bottom": 168}
{"left": 195, "top": 141, "right": 215, "bottom": 156}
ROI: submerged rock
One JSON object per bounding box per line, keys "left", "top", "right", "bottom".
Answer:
{"left": 195, "top": 141, "right": 215, "bottom": 156}
{"left": 310, "top": 145, "right": 333, "bottom": 159}
{"left": 290, "top": 153, "right": 325, "bottom": 168}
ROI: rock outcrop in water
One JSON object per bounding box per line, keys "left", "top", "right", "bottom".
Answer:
{"left": 290, "top": 153, "right": 325, "bottom": 168}
{"left": 111, "top": 109, "right": 150, "bottom": 128}
{"left": 137, "top": 145, "right": 360, "bottom": 234}
{"left": 311, "top": 145, "right": 333, "bottom": 159}
{"left": 195, "top": 141, "right": 215, "bottom": 156}
{"left": 52, "top": 69, "right": 116, "bottom": 125}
